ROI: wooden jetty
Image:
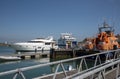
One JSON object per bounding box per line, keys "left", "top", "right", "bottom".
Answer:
{"left": 0, "top": 48, "right": 100, "bottom": 60}
{"left": 19, "top": 53, "right": 50, "bottom": 59}
{"left": 1, "top": 52, "right": 50, "bottom": 60}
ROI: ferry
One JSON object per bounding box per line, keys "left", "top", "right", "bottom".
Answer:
{"left": 10, "top": 36, "right": 58, "bottom": 52}
{"left": 58, "top": 33, "right": 77, "bottom": 49}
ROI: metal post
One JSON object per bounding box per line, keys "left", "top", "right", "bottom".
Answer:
{"left": 94, "top": 55, "right": 101, "bottom": 66}
{"left": 53, "top": 64, "right": 60, "bottom": 79}
{"left": 78, "top": 58, "right": 83, "bottom": 72}
{"left": 116, "top": 63, "right": 120, "bottom": 78}
{"left": 13, "top": 69, "right": 26, "bottom": 79}
{"left": 60, "top": 62, "right": 67, "bottom": 77}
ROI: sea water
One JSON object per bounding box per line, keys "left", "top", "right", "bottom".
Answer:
{"left": 0, "top": 46, "right": 15, "bottom": 55}
{"left": 0, "top": 46, "right": 52, "bottom": 79}
{"left": 0, "top": 46, "right": 77, "bottom": 79}
{"left": 0, "top": 46, "right": 92, "bottom": 79}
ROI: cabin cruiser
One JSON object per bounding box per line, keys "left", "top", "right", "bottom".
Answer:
{"left": 10, "top": 36, "right": 58, "bottom": 52}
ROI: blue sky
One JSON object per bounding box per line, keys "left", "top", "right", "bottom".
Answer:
{"left": 0, "top": 0, "right": 120, "bottom": 42}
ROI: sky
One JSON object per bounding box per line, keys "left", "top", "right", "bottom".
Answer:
{"left": 0, "top": 0, "right": 120, "bottom": 42}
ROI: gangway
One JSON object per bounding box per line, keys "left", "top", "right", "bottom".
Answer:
{"left": 0, "top": 49, "right": 120, "bottom": 79}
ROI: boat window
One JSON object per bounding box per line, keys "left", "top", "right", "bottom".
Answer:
{"left": 28, "top": 41, "right": 44, "bottom": 43}
{"left": 45, "top": 43, "right": 51, "bottom": 45}
{"left": 19, "top": 46, "right": 22, "bottom": 47}
{"left": 38, "top": 47, "right": 41, "bottom": 49}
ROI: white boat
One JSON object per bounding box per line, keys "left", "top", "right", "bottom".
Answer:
{"left": 0, "top": 56, "right": 21, "bottom": 61}
{"left": 58, "top": 33, "right": 77, "bottom": 48}
{"left": 10, "top": 36, "right": 58, "bottom": 52}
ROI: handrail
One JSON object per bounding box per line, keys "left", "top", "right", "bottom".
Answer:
{"left": 65, "top": 58, "right": 120, "bottom": 79}
{"left": 0, "top": 49, "right": 120, "bottom": 79}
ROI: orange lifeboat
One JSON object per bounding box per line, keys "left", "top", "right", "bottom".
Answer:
{"left": 84, "top": 21, "right": 120, "bottom": 51}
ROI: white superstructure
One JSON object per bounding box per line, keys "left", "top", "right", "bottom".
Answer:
{"left": 10, "top": 36, "right": 58, "bottom": 52}
{"left": 58, "top": 33, "right": 77, "bottom": 48}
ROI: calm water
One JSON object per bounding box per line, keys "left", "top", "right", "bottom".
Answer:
{"left": 0, "top": 46, "right": 52, "bottom": 79}
{"left": 0, "top": 46, "right": 77, "bottom": 79}
{"left": 0, "top": 46, "right": 15, "bottom": 55}
{"left": 0, "top": 46, "right": 96, "bottom": 79}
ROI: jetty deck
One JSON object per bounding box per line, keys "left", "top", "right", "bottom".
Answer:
{"left": 0, "top": 48, "right": 99, "bottom": 60}
{"left": 0, "top": 52, "right": 50, "bottom": 59}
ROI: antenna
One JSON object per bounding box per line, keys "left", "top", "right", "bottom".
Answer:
{"left": 103, "top": 18, "right": 109, "bottom": 27}
{"left": 110, "top": 18, "right": 115, "bottom": 32}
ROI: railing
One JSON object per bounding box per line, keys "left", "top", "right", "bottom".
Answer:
{"left": 0, "top": 49, "right": 120, "bottom": 79}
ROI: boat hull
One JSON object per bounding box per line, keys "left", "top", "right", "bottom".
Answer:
{"left": 10, "top": 44, "right": 58, "bottom": 52}
{"left": 9, "top": 36, "right": 58, "bottom": 52}
{"left": 0, "top": 56, "right": 21, "bottom": 62}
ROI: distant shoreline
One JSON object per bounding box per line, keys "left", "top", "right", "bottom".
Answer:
{"left": 0, "top": 43, "right": 9, "bottom": 46}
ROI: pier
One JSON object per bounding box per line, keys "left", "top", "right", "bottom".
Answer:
{"left": 50, "top": 48, "right": 99, "bottom": 59}
{"left": 0, "top": 48, "right": 99, "bottom": 60}
{"left": 19, "top": 53, "right": 50, "bottom": 59}
{"left": 0, "top": 49, "right": 120, "bottom": 79}
{"left": 1, "top": 52, "right": 50, "bottom": 60}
